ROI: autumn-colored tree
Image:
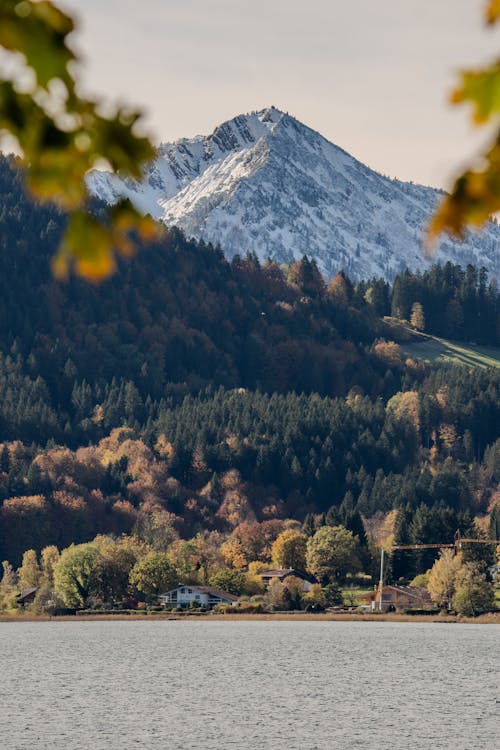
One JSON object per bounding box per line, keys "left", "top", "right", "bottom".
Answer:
{"left": 231, "top": 520, "right": 286, "bottom": 564}
{"left": 17, "top": 549, "right": 41, "bottom": 590}
{"left": 221, "top": 537, "right": 248, "bottom": 571}
{"left": 0, "top": 560, "right": 17, "bottom": 609}
{"left": 305, "top": 525, "right": 361, "bottom": 583}
{"left": 288, "top": 256, "right": 325, "bottom": 297}
{"left": 427, "top": 549, "right": 462, "bottom": 609}
{"left": 282, "top": 575, "right": 306, "bottom": 609}
{"left": 167, "top": 539, "right": 200, "bottom": 582}
{"left": 302, "top": 583, "right": 326, "bottom": 609}
{"left": 410, "top": 302, "right": 425, "bottom": 331}
{"left": 451, "top": 562, "right": 494, "bottom": 616}
{"left": 271, "top": 529, "right": 307, "bottom": 570}
{"left": 263, "top": 578, "right": 289, "bottom": 611}
{"left": 40, "top": 545, "right": 60, "bottom": 587}
{"left": 387, "top": 391, "right": 420, "bottom": 433}
{"left": 32, "top": 545, "right": 61, "bottom": 612}
{"left": 133, "top": 504, "right": 179, "bottom": 551}
{"left": 372, "top": 341, "right": 403, "bottom": 369}
{"left": 128, "top": 551, "right": 177, "bottom": 601}
{"left": 91, "top": 535, "right": 144, "bottom": 604}
{"left": 216, "top": 483, "right": 256, "bottom": 528}
{"left": 192, "top": 532, "right": 226, "bottom": 583}
{"left": 327, "top": 272, "right": 352, "bottom": 307}
{"left": 53, "top": 543, "right": 99, "bottom": 608}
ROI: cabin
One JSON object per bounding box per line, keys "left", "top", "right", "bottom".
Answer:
{"left": 158, "top": 584, "right": 238, "bottom": 609}
{"left": 259, "top": 569, "right": 314, "bottom": 591}
{"left": 16, "top": 587, "right": 38, "bottom": 607}
{"left": 360, "top": 584, "right": 431, "bottom": 612}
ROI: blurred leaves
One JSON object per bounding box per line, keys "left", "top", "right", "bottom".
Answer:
{"left": 428, "top": 134, "right": 500, "bottom": 239}
{"left": 485, "top": 1, "right": 500, "bottom": 25}
{"left": 0, "top": 0, "right": 161, "bottom": 280}
{"left": 429, "top": 1, "right": 500, "bottom": 244}
{"left": 451, "top": 63, "right": 500, "bottom": 125}
{"left": 53, "top": 202, "right": 161, "bottom": 282}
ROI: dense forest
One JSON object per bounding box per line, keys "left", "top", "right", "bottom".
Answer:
{"left": 0, "top": 155, "right": 499, "bottom": 580}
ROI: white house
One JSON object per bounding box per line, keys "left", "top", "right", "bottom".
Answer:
{"left": 159, "top": 584, "right": 238, "bottom": 609}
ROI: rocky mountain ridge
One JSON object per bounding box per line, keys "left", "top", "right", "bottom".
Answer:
{"left": 87, "top": 107, "right": 500, "bottom": 281}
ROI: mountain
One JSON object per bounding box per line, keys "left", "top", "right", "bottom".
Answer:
{"left": 87, "top": 107, "right": 500, "bottom": 282}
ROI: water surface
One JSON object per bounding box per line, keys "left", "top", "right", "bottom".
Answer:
{"left": 0, "top": 620, "right": 498, "bottom": 749}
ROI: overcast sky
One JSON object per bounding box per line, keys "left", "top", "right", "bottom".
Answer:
{"left": 60, "top": 0, "right": 498, "bottom": 188}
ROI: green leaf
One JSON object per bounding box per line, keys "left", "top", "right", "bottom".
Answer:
{"left": 0, "top": 1, "right": 75, "bottom": 89}
{"left": 0, "top": 1, "right": 159, "bottom": 281}
{"left": 91, "top": 112, "right": 156, "bottom": 177}
{"left": 452, "top": 63, "right": 500, "bottom": 124}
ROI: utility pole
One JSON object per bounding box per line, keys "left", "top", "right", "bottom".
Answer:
{"left": 378, "top": 548, "right": 385, "bottom": 611}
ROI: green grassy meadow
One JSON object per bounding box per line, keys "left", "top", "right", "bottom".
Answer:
{"left": 400, "top": 331, "right": 500, "bottom": 370}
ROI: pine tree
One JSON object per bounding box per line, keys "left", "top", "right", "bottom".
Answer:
{"left": 303, "top": 514, "right": 315, "bottom": 537}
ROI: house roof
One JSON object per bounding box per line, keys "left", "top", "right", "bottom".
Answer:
{"left": 260, "top": 569, "right": 312, "bottom": 580}
{"left": 17, "top": 587, "right": 38, "bottom": 601}
{"left": 385, "top": 585, "right": 431, "bottom": 600}
{"left": 193, "top": 585, "right": 239, "bottom": 601}
{"left": 160, "top": 584, "right": 238, "bottom": 602}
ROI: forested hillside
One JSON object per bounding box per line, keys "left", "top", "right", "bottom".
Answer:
{"left": 0, "top": 155, "right": 499, "bottom": 576}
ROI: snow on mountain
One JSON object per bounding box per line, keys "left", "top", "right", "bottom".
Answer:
{"left": 86, "top": 107, "right": 500, "bottom": 282}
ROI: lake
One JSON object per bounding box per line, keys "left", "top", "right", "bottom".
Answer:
{"left": 0, "top": 620, "right": 498, "bottom": 749}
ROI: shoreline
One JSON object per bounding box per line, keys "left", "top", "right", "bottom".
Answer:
{"left": 1, "top": 611, "right": 499, "bottom": 624}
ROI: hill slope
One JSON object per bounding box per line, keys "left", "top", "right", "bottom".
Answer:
{"left": 87, "top": 107, "right": 500, "bottom": 282}
{"left": 401, "top": 331, "right": 500, "bottom": 369}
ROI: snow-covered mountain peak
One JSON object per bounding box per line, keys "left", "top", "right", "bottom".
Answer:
{"left": 86, "top": 109, "right": 500, "bottom": 282}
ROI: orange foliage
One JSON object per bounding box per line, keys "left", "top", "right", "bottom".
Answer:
{"left": 373, "top": 341, "right": 403, "bottom": 369}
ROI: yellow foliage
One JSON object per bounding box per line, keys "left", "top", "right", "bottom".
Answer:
{"left": 271, "top": 529, "right": 307, "bottom": 569}
{"left": 428, "top": 1, "right": 500, "bottom": 243}
{"left": 155, "top": 435, "right": 175, "bottom": 460}
{"left": 387, "top": 391, "right": 420, "bottom": 432}
{"left": 485, "top": 0, "right": 500, "bottom": 25}
{"left": 247, "top": 560, "right": 268, "bottom": 575}
{"left": 221, "top": 538, "right": 248, "bottom": 571}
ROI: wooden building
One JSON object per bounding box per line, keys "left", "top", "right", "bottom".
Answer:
{"left": 360, "top": 584, "right": 431, "bottom": 612}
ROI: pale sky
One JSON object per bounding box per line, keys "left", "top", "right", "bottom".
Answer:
{"left": 60, "top": 0, "right": 499, "bottom": 188}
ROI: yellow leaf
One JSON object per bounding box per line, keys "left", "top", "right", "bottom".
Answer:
{"left": 75, "top": 251, "right": 116, "bottom": 281}
{"left": 485, "top": 0, "right": 500, "bottom": 24}
{"left": 427, "top": 133, "right": 500, "bottom": 244}
{"left": 55, "top": 212, "right": 115, "bottom": 281}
